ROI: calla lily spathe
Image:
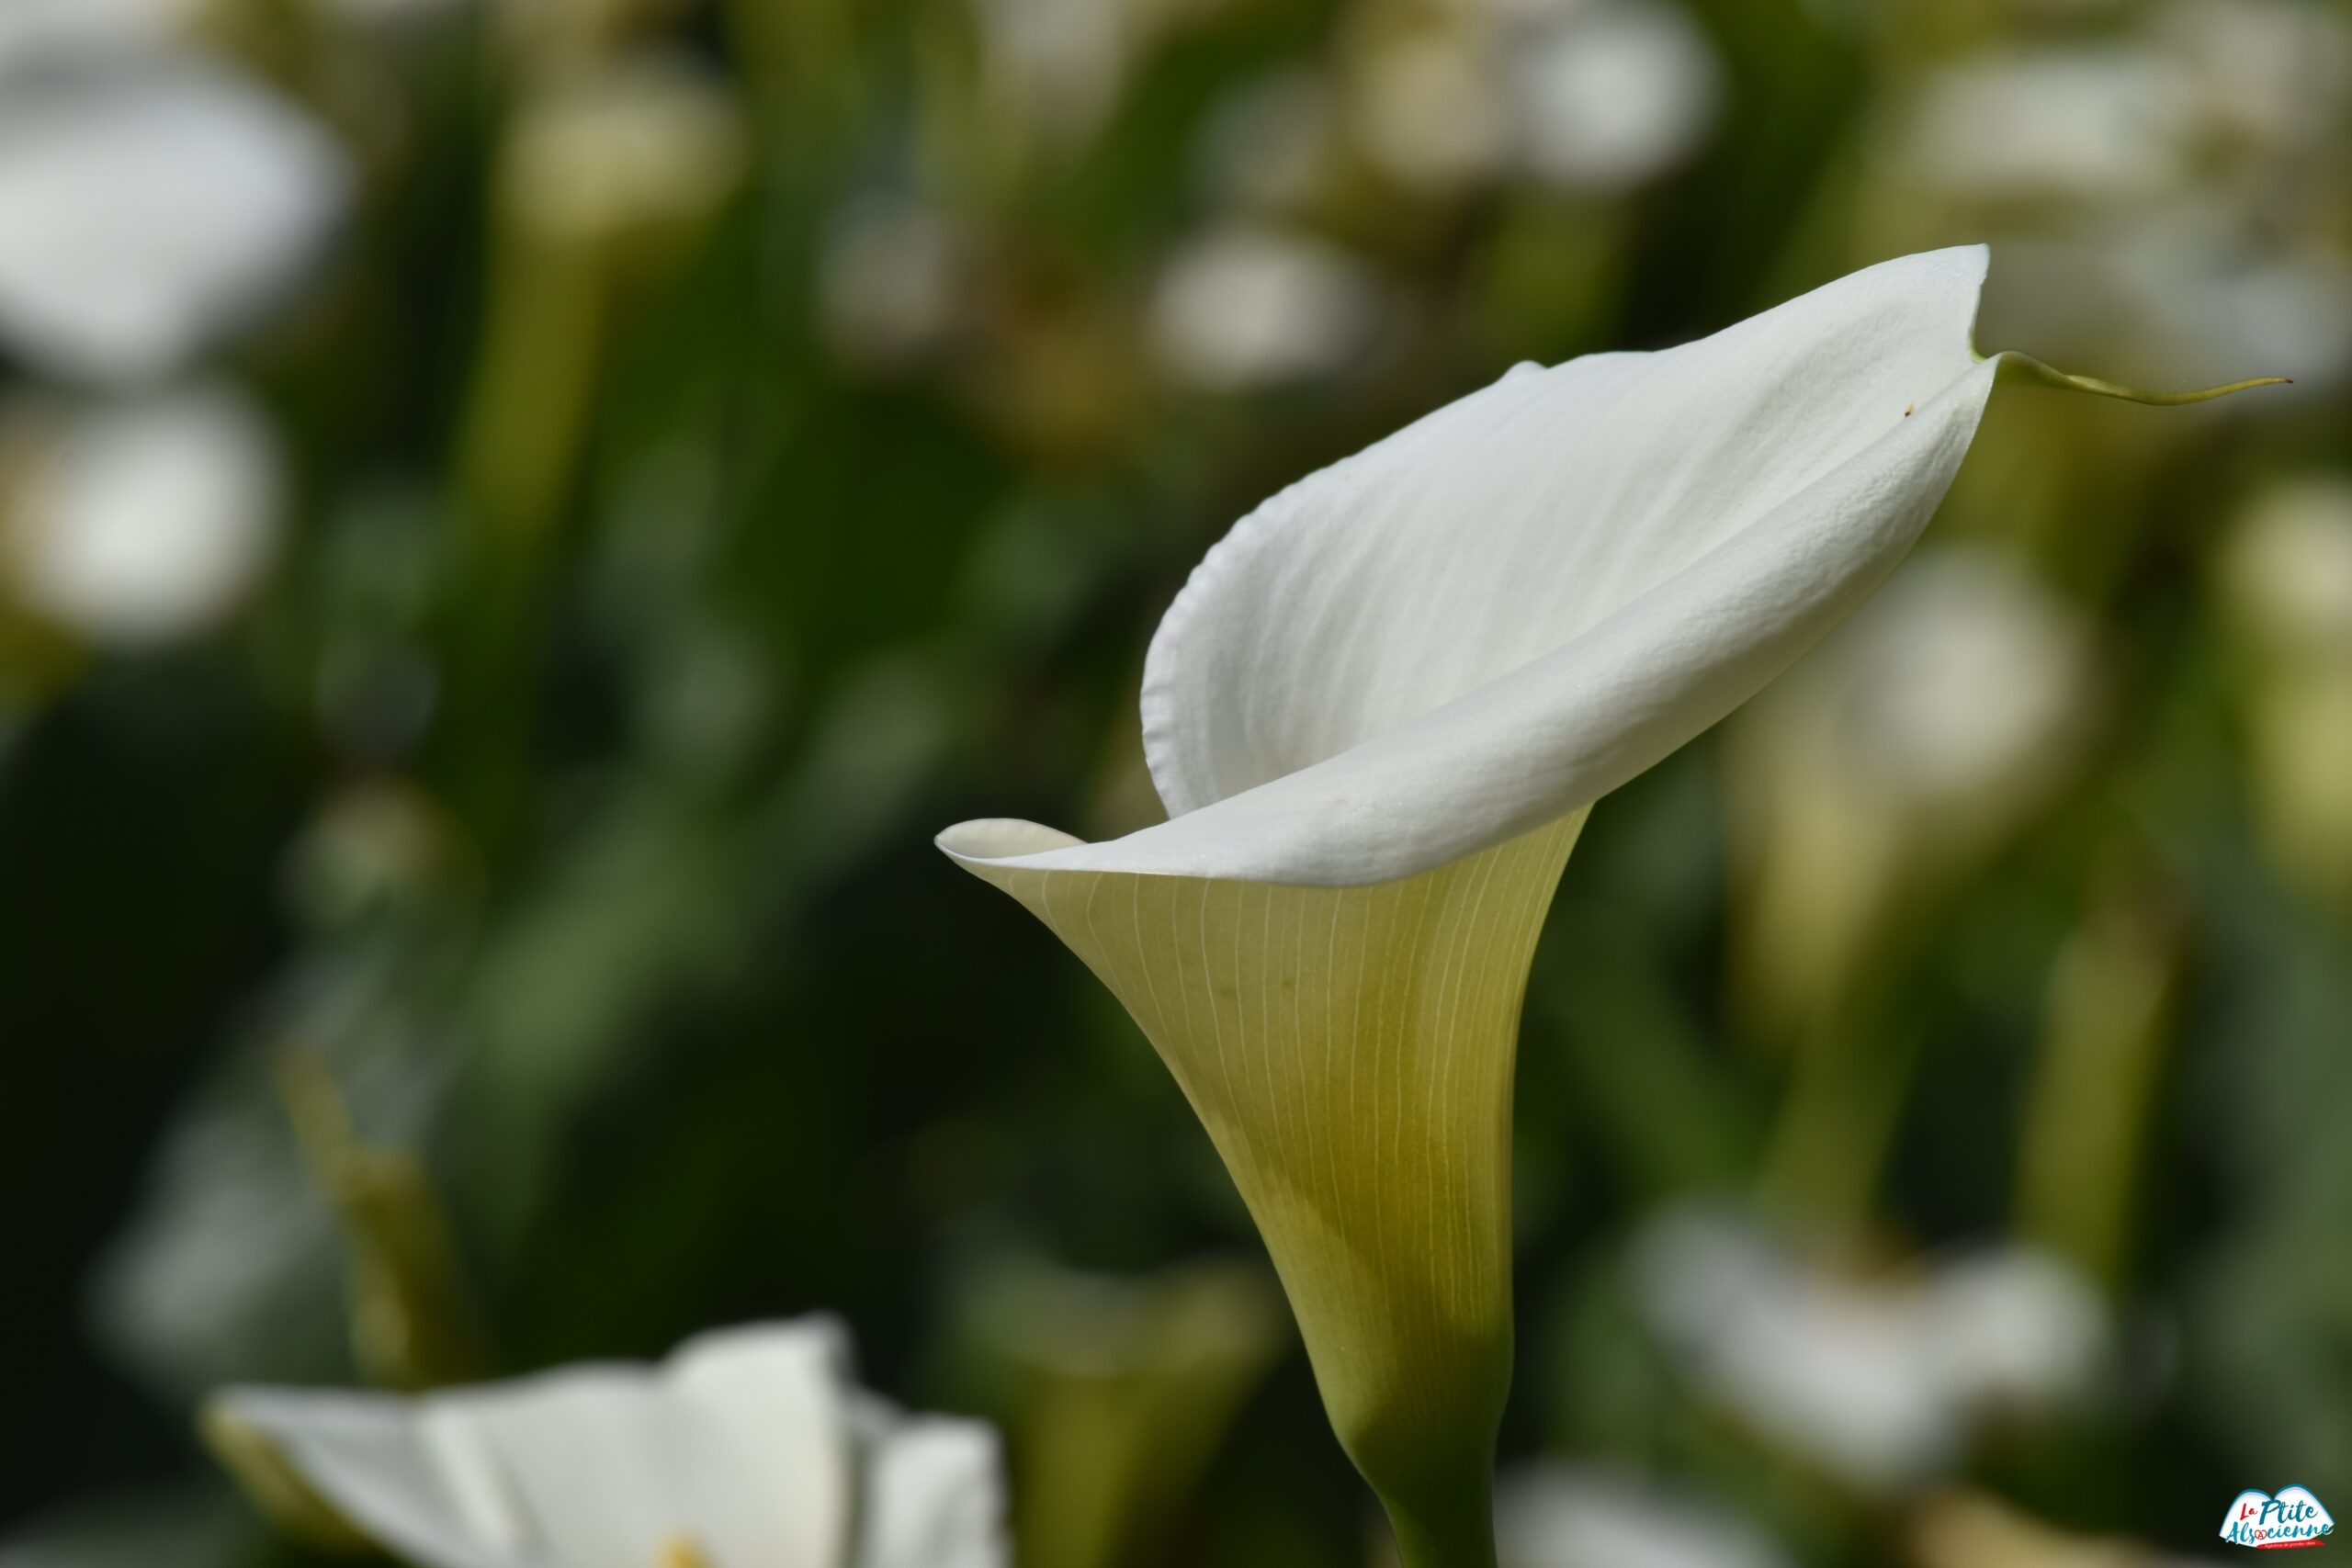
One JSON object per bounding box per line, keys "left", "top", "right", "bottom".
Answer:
{"left": 207, "top": 1320, "right": 1006, "bottom": 1568}
{"left": 939, "top": 248, "right": 2270, "bottom": 1565}
{"left": 946, "top": 247, "right": 2003, "bottom": 887}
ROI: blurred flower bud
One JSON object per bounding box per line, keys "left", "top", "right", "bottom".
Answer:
{"left": 1347, "top": 21, "right": 1511, "bottom": 194}
{"left": 0, "top": 59, "right": 347, "bottom": 384}
{"left": 1148, "top": 225, "right": 1382, "bottom": 391}
{"left": 0, "top": 386, "right": 282, "bottom": 649}
{"left": 2016, "top": 880, "right": 2188, "bottom": 1285}
{"left": 1730, "top": 547, "right": 2099, "bottom": 1043}
{"left": 2220, "top": 478, "right": 2352, "bottom": 664}
{"left": 501, "top": 53, "right": 746, "bottom": 259}
{"left": 967, "top": 0, "right": 1132, "bottom": 148}
{"left": 1908, "top": 1490, "right": 2192, "bottom": 1568}
{"left": 964, "top": 1256, "right": 1286, "bottom": 1568}
{"left": 2217, "top": 478, "right": 2352, "bottom": 902}
{"left": 273, "top": 1046, "right": 490, "bottom": 1392}
{"left": 464, "top": 52, "right": 744, "bottom": 536}
{"left": 282, "top": 781, "right": 461, "bottom": 929}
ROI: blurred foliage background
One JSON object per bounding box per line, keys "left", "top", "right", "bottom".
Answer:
{"left": 2, "top": 0, "right": 2349, "bottom": 1563}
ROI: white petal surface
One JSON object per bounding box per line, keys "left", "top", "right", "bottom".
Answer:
{"left": 854, "top": 1404, "right": 1009, "bottom": 1568}
{"left": 212, "top": 1393, "right": 534, "bottom": 1568}
{"left": 944, "top": 249, "right": 1996, "bottom": 886}
{"left": 215, "top": 1320, "right": 859, "bottom": 1568}
{"left": 0, "top": 61, "right": 346, "bottom": 383}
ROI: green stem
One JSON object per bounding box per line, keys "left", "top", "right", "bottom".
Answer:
{"left": 1758, "top": 1015, "right": 1923, "bottom": 1233}
{"left": 1385, "top": 1480, "right": 1500, "bottom": 1568}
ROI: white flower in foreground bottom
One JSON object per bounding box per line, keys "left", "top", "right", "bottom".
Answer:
{"left": 0, "top": 59, "right": 346, "bottom": 383}
{"left": 207, "top": 1320, "right": 1007, "bottom": 1568}
{"left": 2, "top": 386, "right": 282, "bottom": 649}
{"left": 939, "top": 247, "right": 2267, "bottom": 1562}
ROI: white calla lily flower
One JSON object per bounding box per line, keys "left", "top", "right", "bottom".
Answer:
{"left": 207, "top": 1320, "right": 1008, "bottom": 1568}
{"left": 940, "top": 247, "right": 2271, "bottom": 1564}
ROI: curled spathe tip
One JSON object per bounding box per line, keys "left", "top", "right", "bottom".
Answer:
{"left": 1994, "top": 351, "right": 2291, "bottom": 407}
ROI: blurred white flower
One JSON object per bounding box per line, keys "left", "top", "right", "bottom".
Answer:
{"left": 2222, "top": 478, "right": 2352, "bottom": 660}
{"left": 1896, "top": 49, "right": 2196, "bottom": 207}
{"left": 89, "top": 1085, "right": 346, "bottom": 1400}
{"left": 1813, "top": 550, "right": 2096, "bottom": 809}
{"left": 1730, "top": 547, "right": 2099, "bottom": 1036}
{"left": 969, "top": 0, "right": 1129, "bottom": 144}
{"left": 1, "top": 386, "right": 283, "bottom": 649}
{"left": 1148, "top": 225, "right": 1381, "bottom": 390}
{"left": 1346, "top": 0, "right": 1718, "bottom": 197}
{"left": 209, "top": 1320, "right": 1008, "bottom": 1568}
{"left": 1631, "top": 1209, "right": 2109, "bottom": 1494}
{"left": 0, "top": 60, "right": 347, "bottom": 384}
{"left": 1916, "top": 1250, "right": 2115, "bottom": 1417}
{"left": 1878, "top": 0, "right": 2352, "bottom": 399}
{"left": 1495, "top": 1466, "right": 1792, "bottom": 1568}
{"left": 1993, "top": 220, "right": 2352, "bottom": 394}
{"left": 0, "top": 0, "right": 197, "bottom": 72}
{"left": 2154, "top": 0, "right": 2352, "bottom": 158}
{"left": 1509, "top": 1, "right": 1721, "bottom": 194}
{"left": 2218, "top": 478, "right": 2352, "bottom": 899}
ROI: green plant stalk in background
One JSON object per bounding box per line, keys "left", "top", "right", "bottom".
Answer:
{"left": 275, "top": 1048, "right": 490, "bottom": 1393}
{"left": 961, "top": 813, "right": 1588, "bottom": 1568}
